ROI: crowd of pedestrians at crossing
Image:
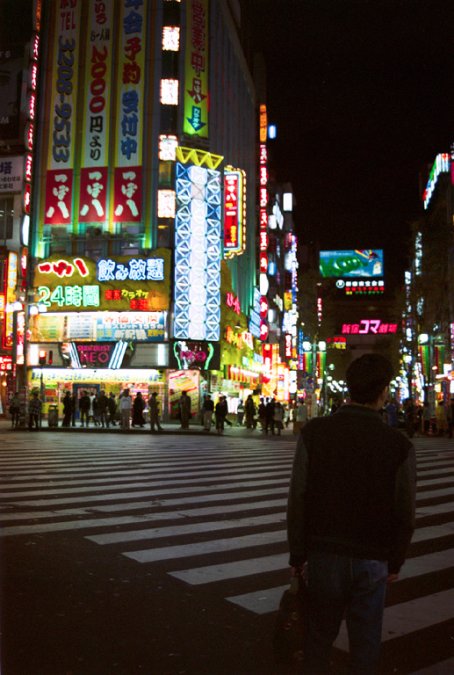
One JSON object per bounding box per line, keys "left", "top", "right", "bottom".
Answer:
{"left": 8, "top": 385, "right": 454, "bottom": 441}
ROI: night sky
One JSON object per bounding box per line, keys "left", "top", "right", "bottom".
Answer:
{"left": 245, "top": 0, "right": 453, "bottom": 286}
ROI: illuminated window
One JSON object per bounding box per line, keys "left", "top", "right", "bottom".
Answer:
{"left": 159, "top": 134, "right": 178, "bottom": 161}
{"left": 162, "top": 26, "right": 180, "bottom": 51}
{"left": 159, "top": 161, "right": 173, "bottom": 185}
{"left": 160, "top": 79, "right": 179, "bottom": 105}
{"left": 158, "top": 189, "right": 176, "bottom": 218}
{"left": 283, "top": 192, "right": 293, "bottom": 211}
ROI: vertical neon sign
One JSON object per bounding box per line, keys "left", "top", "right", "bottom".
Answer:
{"left": 183, "top": 0, "right": 209, "bottom": 139}
{"left": 259, "top": 104, "right": 269, "bottom": 342}
{"left": 174, "top": 148, "right": 223, "bottom": 341}
{"left": 79, "top": 0, "right": 114, "bottom": 227}
{"left": 44, "top": 0, "right": 82, "bottom": 227}
{"left": 113, "top": 0, "right": 147, "bottom": 223}
{"left": 224, "top": 166, "right": 246, "bottom": 258}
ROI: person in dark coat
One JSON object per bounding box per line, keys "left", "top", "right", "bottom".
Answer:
{"left": 107, "top": 392, "right": 118, "bottom": 426}
{"left": 287, "top": 353, "right": 416, "bottom": 675}
{"left": 98, "top": 391, "right": 109, "bottom": 428}
{"left": 202, "top": 394, "right": 214, "bottom": 431}
{"left": 149, "top": 392, "right": 163, "bottom": 432}
{"left": 265, "top": 398, "right": 275, "bottom": 434}
{"left": 62, "top": 391, "right": 73, "bottom": 427}
{"left": 132, "top": 392, "right": 146, "bottom": 427}
{"left": 245, "top": 395, "right": 256, "bottom": 429}
{"left": 28, "top": 392, "right": 42, "bottom": 430}
{"left": 9, "top": 392, "right": 21, "bottom": 429}
{"left": 179, "top": 391, "right": 191, "bottom": 429}
{"left": 215, "top": 395, "right": 228, "bottom": 434}
{"left": 70, "top": 392, "right": 77, "bottom": 427}
{"left": 78, "top": 391, "right": 90, "bottom": 427}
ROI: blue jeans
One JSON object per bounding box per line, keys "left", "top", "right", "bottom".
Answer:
{"left": 303, "top": 551, "right": 388, "bottom": 674}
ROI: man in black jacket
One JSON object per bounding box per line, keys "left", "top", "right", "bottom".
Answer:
{"left": 287, "top": 353, "right": 416, "bottom": 674}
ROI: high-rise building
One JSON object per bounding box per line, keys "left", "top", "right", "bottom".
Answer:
{"left": 1, "top": 0, "right": 274, "bottom": 422}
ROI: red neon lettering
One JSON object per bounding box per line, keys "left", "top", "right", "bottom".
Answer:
{"left": 74, "top": 258, "right": 89, "bottom": 277}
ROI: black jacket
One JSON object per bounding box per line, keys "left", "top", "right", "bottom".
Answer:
{"left": 287, "top": 404, "right": 416, "bottom": 573}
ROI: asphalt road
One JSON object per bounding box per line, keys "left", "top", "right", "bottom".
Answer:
{"left": 1, "top": 426, "right": 453, "bottom": 675}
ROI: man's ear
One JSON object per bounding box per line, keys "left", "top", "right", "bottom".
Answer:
{"left": 381, "top": 385, "right": 390, "bottom": 404}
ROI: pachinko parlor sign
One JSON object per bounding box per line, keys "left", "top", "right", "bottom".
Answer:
{"left": 33, "top": 251, "right": 170, "bottom": 312}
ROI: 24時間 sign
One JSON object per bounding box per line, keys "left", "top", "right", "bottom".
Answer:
{"left": 33, "top": 251, "right": 170, "bottom": 312}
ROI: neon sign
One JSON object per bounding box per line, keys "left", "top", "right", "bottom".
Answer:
{"left": 37, "top": 258, "right": 89, "bottom": 278}
{"left": 183, "top": 0, "right": 209, "bottom": 138}
{"left": 341, "top": 320, "right": 398, "bottom": 335}
{"left": 38, "top": 285, "right": 100, "bottom": 309}
{"left": 226, "top": 292, "right": 241, "bottom": 315}
{"left": 34, "top": 252, "right": 170, "bottom": 312}
{"left": 258, "top": 104, "right": 269, "bottom": 340}
{"left": 76, "top": 343, "right": 114, "bottom": 367}
{"left": 97, "top": 257, "right": 164, "bottom": 282}
{"left": 174, "top": 148, "right": 222, "bottom": 341}
{"left": 423, "top": 153, "right": 450, "bottom": 210}
{"left": 224, "top": 166, "right": 246, "bottom": 258}
{"left": 171, "top": 340, "right": 217, "bottom": 370}
{"left": 337, "top": 279, "right": 385, "bottom": 295}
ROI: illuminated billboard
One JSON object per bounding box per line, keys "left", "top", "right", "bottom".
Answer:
{"left": 173, "top": 147, "right": 223, "bottom": 341}
{"left": 223, "top": 166, "right": 246, "bottom": 258}
{"left": 183, "top": 0, "right": 209, "bottom": 139}
{"left": 30, "top": 311, "right": 167, "bottom": 342}
{"left": 319, "top": 249, "right": 384, "bottom": 279}
{"left": 32, "top": 250, "right": 170, "bottom": 312}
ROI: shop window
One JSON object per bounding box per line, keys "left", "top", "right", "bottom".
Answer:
{"left": 119, "top": 224, "right": 142, "bottom": 256}
{"left": 159, "top": 160, "right": 174, "bottom": 185}
{"left": 157, "top": 223, "right": 171, "bottom": 248}
{"left": 48, "top": 226, "right": 71, "bottom": 255}
{"left": 85, "top": 226, "right": 107, "bottom": 260}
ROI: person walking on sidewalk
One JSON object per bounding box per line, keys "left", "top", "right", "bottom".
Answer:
{"left": 9, "top": 392, "right": 21, "bottom": 429}
{"left": 287, "top": 353, "right": 416, "bottom": 675}
{"left": 119, "top": 389, "right": 132, "bottom": 430}
{"left": 107, "top": 392, "right": 118, "bottom": 426}
{"left": 215, "top": 395, "right": 228, "bottom": 434}
{"left": 202, "top": 394, "right": 214, "bottom": 431}
{"left": 61, "top": 391, "right": 73, "bottom": 427}
{"left": 132, "top": 392, "right": 146, "bottom": 427}
{"left": 78, "top": 391, "right": 90, "bottom": 428}
{"left": 98, "top": 390, "right": 109, "bottom": 428}
{"left": 265, "top": 397, "right": 275, "bottom": 434}
{"left": 273, "top": 400, "right": 284, "bottom": 435}
{"left": 149, "top": 392, "right": 163, "bottom": 432}
{"left": 28, "top": 392, "right": 42, "bottom": 430}
{"left": 178, "top": 391, "right": 191, "bottom": 429}
{"left": 245, "top": 394, "right": 256, "bottom": 429}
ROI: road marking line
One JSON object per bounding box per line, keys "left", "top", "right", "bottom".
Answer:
{"left": 5, "top": 477, "right": 291, "bottom": 507}
{"left": 335, "top": 587, "right": 454, "bottom": 648}
{"left": 123, "top": 530, "right": 288, "bottom": 563}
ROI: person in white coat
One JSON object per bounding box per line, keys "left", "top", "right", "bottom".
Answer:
{"left": 119, "top": 388, "right": 132, "bottom": 430}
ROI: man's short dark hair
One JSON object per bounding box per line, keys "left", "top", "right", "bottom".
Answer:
{"left": 346, "top": 353, "right": 394, "bottom": 404}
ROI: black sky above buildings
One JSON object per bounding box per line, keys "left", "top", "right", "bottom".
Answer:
{"left": 245, "top": 0, "right": 453, "bottom": 286}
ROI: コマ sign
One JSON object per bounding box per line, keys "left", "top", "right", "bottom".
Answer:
{"left": 173, "top": 341, "right": 215, "bottom": 370}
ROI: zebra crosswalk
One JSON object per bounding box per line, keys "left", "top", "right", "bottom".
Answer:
{"left": 1, "top": 434, "right": 453, "bottom": 673}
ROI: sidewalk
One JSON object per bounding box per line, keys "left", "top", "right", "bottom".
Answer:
{"left": 0, "top": 416, "right": 297, "bottom": 439}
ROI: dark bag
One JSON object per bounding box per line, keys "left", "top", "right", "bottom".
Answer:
{"left": 273, "top": 575, "right": 308, "bottom": 665}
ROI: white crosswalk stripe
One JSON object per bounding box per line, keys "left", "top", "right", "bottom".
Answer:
{"left": 1, "top": 435, "right": 453, "bottom": 674}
